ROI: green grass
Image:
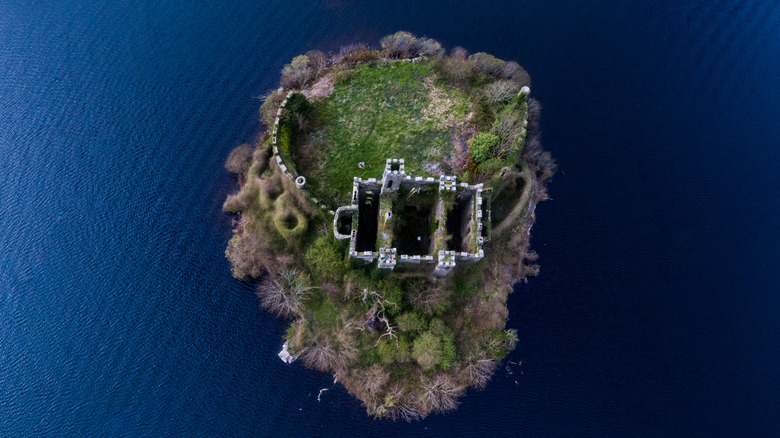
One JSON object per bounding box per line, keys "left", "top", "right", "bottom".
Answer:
{"left": 304, "top": 290, "right": 341, "bottom": 326}
{"left": 292, "top": 60, "right": 470, "bottom": 207}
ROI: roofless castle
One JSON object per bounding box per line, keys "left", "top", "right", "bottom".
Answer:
{"left": 333, "top": 159, "right": 490, "bottom": 276}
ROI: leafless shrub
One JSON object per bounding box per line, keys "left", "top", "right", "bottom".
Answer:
{"left": 338, "top": 44, "right": 379, "bottom": 66}
{"left": 492, "top": 110, "right": 521, "bottom": 139}
{"left": 439, "top": 56, "right": 475, "bottom": 89}
{"left": 322, "top": 282, "right": 344, "bottom": 303}
{"left": 223, "top": 192, "right": 250, "bottom": 214}
{"left": 421, "top": 375, "right": 465, "bottom": 413}
{"left": 334, "top": 322, "right": 360, "bottom": 365}
{"left": 256, "top": 270, "right": 315, "bottom": 319}
{"left": 527, "top": 97, "right": 542, "bottom": 128}
{"left": 447, "top": 126, "right": 475, "bottom": 174}
{"left": 380, "top": 31, "right": 418, "bottom": 59}
{"left": 450, "top": 46, "right": 469, "bottom": 59}
{"left": 523, "top": 131, "right": 556, "bottom": 183}
{"left": 364, "top": 364, "right": 390, "bottom": 396}
{"left": 225, "top": 233, "right": 267, "bottom": 281}
{"left": 348, "top": 364, "right": 389, "bottom": 401}
{"left": 492, "top": 110, "right": 523, "bottom": 159}
{"left": 502, "top": 61, "right": 531, "bottom": 88}
{"left": 464, "top": 291, "right": 508, "bottom": 332}
{"left": 521, "top": 98, "right": 556, "bottom": 184}
{"left": 259, "top": 90, "right": 285, "bottom": 130}
{"left": 415, "top": 37, "right": 445, "bottom": 58}
{"left": 225, "top": 143, "right": 253, "bottom": 181}
{"left": 469, "top": 52, "right": 506, "bottom": 77}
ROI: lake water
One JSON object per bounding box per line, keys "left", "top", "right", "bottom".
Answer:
{"left": 1, "top": 0, "right": 779, "bottom": 436}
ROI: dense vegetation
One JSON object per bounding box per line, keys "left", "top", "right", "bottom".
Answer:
{"left": 224, "top": 31, "right": 555, "bottom": 421}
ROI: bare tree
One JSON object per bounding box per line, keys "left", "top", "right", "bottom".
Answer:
{"left": 359, "top": 364, "right": 390, "bottom": 397}
{"left": 256, "top": 270, "right": 316, "bottom": 318}
{"left": 408, "top": 279, "right": 452, "bottom": 316}
{"left": 421, "top": 375, "right": 464, "bottom": 413}
{"left": 281, "top": 55, "right": 315, "bottom": 89}
{"left": 461, "top": 356, "right": 498, "bottom": 389}
{"left": 304, "top": 50, "right": 328, "bottom": 77}
{"left": 492, "top": 110, "right": 523, "bottom": 159}
{"left": 359, "top": 288, "right": 399, "bottom": 345}
{"left": 383, "top": 385, "right": 425, "bottom": 422}
{"left": 485, "top": 80, "right": 520, "bottom": 105}
{"left": 299, "top": 332, "right": 341, "bottom": 372}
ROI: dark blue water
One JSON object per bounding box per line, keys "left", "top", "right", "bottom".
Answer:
{"left": 2, "top": 0, "right": 779, "bottom": 436}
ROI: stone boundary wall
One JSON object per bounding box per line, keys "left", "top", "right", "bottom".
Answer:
{"left": 270, "top": 89, "right": 333, "bottom": 214}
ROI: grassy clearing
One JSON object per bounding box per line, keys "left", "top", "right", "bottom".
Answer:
{"left": 292, "top": 60, "right": 469, "bottom": 206}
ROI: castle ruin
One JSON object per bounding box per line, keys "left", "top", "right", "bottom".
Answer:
{"left": 333, "top": 159, "right": 490, "bottom": 276}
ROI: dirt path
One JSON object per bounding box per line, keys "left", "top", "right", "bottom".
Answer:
{"left": 492, "top": 166, "right": 534, "bottom": 236}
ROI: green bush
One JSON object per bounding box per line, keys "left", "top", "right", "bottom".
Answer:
{"left": 439, "top": 338, "right": 457, "bottom": 370}
{"left": 411, "top": 331, "right": 442, "bottom": 371}
{"left": 429, "top": 318, "right": 455, "bottom": 343}
{"left": 304, "top": 236, "right": 346, "bottom": 283}
{"left": 361, "top": 346, "right": 381, "bottom": 365}
{"left": 377, "top": 336, "right": 410, "bottom": 364}
{"left": 469, "top": 132, "right": 500, "bottom": 163}
{"left": 477, "top": 158, "right": 506, "bottom": 176}
{"left": 283, "top": 93, "right": 311, "bottom": 122}
{"left": 411, "top": 320, "right": 457, "bottom": 371}
{"left": 378, "top": 279, "right": 404, "bottom": 316}
{"left": 398, "top": 312, "right": 429, "bottom": 334}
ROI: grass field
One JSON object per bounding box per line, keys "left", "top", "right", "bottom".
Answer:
{"left": 291, "top": 60, "right": 469, "bottom": 207}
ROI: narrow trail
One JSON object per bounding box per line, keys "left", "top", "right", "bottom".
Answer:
{"left": 492, "top": 166, "right": 534, "bottom": 236}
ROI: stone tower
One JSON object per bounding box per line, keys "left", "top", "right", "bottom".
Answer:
{"left": 381, "top": 158, "right": 405, "bottom": 193}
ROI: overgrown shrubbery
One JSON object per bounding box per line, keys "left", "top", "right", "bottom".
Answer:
{"left": 469, "top": 132, "right": 500, "bottom": 163}
{"left": 304, "top": 236, "right": 346, "bottom": 283}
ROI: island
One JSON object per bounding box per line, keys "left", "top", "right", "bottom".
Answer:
{"left": 223, "top": 32, "right": 555, "bottom": 421}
